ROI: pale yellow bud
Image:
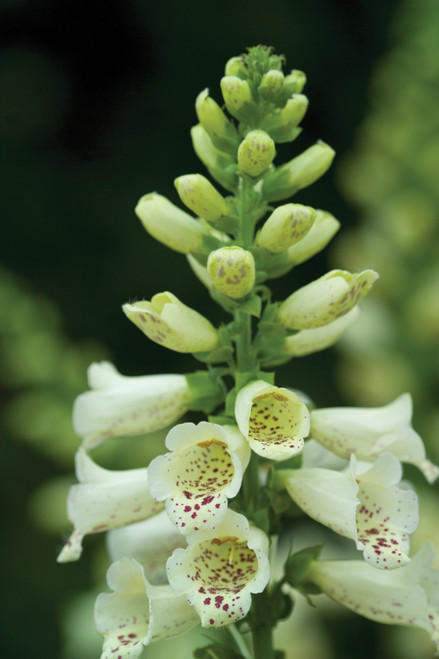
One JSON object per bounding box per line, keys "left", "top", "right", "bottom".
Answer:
{"left": 258, "top": 70, "right": 284, "bottom": 99}
{"left": 284, "top": 210, "right": 340, "bottom": 265}
{"left": 262, "top": 141, "right": 335, "bottom": 201}
{"left": 135, "top": 193, "right": 210, "bottom": 254}
{"left": 258, "top": 204, "right": 316, "bottom": 253}
{"left": 220, "top": 76, "right": 252, "bottom": 118}
{"left": 279, "top": 269, "right": 379, "bottom": 330}
{"left": 207, "top": 246, "right": 255, "bottom": 298}
{"left": 283, "top": 70, "right": 307, "bottom": 94}
{"left": 195, "top": 89, "right": 230, "bottom": 137}
{"left": 190, "top": 124, "right": 237, "bottom": 192}
{"left": 224, "top": 56, "right": 247, "bottom": 77}
{"left": 174, "top": 174, "right": 230, "bottom": 225}
{"left": 123, "top": 292, "right": 218, "bottom": 353}
{"left": 237, "top": 130, "right": 276, "bottom": 178}
{"left": 261, "top": 94, "right": 308, "bottom": 142}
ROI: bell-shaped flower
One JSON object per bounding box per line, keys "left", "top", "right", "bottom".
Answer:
{"left": 207, "top": 246, "right": 256, "bottom": 298}
{"left": 73, "top": 361, "right": 190, "bottom": 448}
{"left": 279, "top": 452, "right": 419, "bottom": 569}
{"left": 307, "top": 542, "right": 439, "bottom": 653}
{"left": 135, "top": 193, "right": 212, "bottom": 254}
{"left": 123, "top": 292, "right": 218, "bottom": 353}
{"left": 57, "top": 448, "right": 163, "bottom": 562}
{"left": 107, "top": 511, "right": 187, "bottom": 585}
{"left": 278, "top": 268, "right": 378, "bottom": 330}
{"left": 310, "top": 393, "right": 439, "bottom": 483}
{"left": 258, "top": 203, "right": 316, "bottom": 254}
{"left": 237, "top": 130, "right": 276, "bottom": 178}
{"left": 174, "top": 174, "right": 230, "bottom": 225}
{"left": 235, "top": 380, "right": 310, "bottom": 460}
{"left": 166, "top": 509, "right": 270, "bottom": 627}
{"left": 148, "top": 422, "right": 250, "bottom": 534}
{"left": 95, "top": 557, "right": 200, "bottom": 658}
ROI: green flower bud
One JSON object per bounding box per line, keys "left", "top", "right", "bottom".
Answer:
{"left": 174, "top": 174, "right": 230, "bottom": 225}
{"left": 207, "top": 246, "right": 256, "bottom": 298}
{"left": 220, "top": 76, "right": 252, "bottom": 119}
{"left": 283, "top": 70, "right": 307, "bottom": 94}
{"left": 258, "top": 70, "right": 284, "bottom": 100}
{"left": 258, "top": 204, "right": 316, "bottom": 253}
{"left": 261, "top": 94, "right": 308, "bottom": 143}
{"left": 278, "top": 269, "right": 379, "bottom": 330}
{"left": 135, "top": 193, "right": 210, "bottom": 254}
{"left": 262, "top": 141, "right": 335, "bottom": 202}
{"left": 195, "top": 89, "right": 239, "bottom": 153}
{"left": 224, "top": 56, "right": 247, "bottom": 78}
{"left": 190, "top": 124, "right": 238, "bottom": 192}
{"left": 237, "top": 130, "right": 276, "bottom": 178}
{"left": 123, "top": 292, "right": 218, "bottom": 353}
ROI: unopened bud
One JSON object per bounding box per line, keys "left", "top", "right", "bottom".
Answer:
{"left": 279, "top": 269, "right": 379, "bottom": 330}
{"left": 224, "top": 56, "right": 247, "bottom": 78}
{"left": 258, "top": 70, "right": 284, "bottom": 100}
{"left": 207, "top": 246, "right": 255, "bottom": 298}
{"left": 135, "top": 193, "right": 210, "bottom": 254}
{"left": 175, "top": 174, "right": 230, "bottom": 225}
{"left": 190, "top": 124, "right": 238, "bottom": 192}
{"left": 220, "top": 76, "right": 252, "bottom": 119}
{"left": 238, "top": 130, "right": 276, "bottom": 178}
{"left": 195, "top": 89, "right": 239, "bottom": 152}
{"left": 258, "top": 204, "right": 316, "bottom": 253}
{"left": 262, "top": 141, "right": 335, "bottom": 202}
{"left": 283, "top": 70, "right": 307, "bottom": 94}
{"left": 261, "top": 94, "right": 308, "bottom": 143}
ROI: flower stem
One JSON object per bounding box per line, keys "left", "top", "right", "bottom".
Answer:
{"left": 250, "top": 592, "right": 274, "bottom": 659}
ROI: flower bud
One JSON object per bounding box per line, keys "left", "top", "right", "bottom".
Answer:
{"left": 224, "top": 56, "right": 247, "bottom": 77}
{"left": 174, "top": 174, "right": 230, "bottom": 225}
{"left": 283, "top": 70, "right": 306, "bottom": 94}
{"left": 261, "top": 94, "right": 308, "bottom": 143}
{"left": 220, "top": 76, "right": 252, "bottom": 119}
{"left": 207, "top": 246, "right": 255, "bottom": 298}
{"left": 262, "top": 141, "right": 335, "bottom": 202}
{"left": 258, "top": 70, "right": 284, "bottom": 100}
{"left": 123, "top": 292, "right": 218, "bottom": 353}
{"left": 237, "top": 130, "right": 276, "bottom": 178}
{"left": 190, "top": 124, "right": 238, "bottom": 192}
{"left": 135, "top": 193, "right": 211, "bottom": 254}
{"left": 278, "top": 269, "right": 379, "bottom": 330}
{"left": 258, "top": 203, "right": 316, "bottom": 253}
{"left": 195, "top": 89, "right": 239, "bottom": 152}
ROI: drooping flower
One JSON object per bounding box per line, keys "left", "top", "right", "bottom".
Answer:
{"left": 235, "top": 380, "right": 310, "bottom": 460}
{"left": 310, "top": 393, "right": 439, "bottom": 483}
{"left": 278, "top": 268, "right": 378, "bottom": 330}
{"left": 95, "top": 557, "right": 199, "bottom": 658}
{"left": 148, "top": 422, "right": 250, "bottom": 534}
{"left": 57, "top": 448, "right": 163, "bottom": 562}
{"left": 123, "top": 292, "right": 218, "bottom": 353}
{"left": 282, "top": 307, "right": 360, "bottom": 357}
{"left": 107, "top": 511, "right": 187, "bottom": 585}
{"left": 73, "top": 361, "right": 190, "bottom": 448}
{"left": 279, "top": 452, "right": 419, "bottom": 568}
{"left": 307, "top": 542, "right": 439, "bottom": 653}
{"left": 166, "top": 509, "right": 270, "bottom": 627}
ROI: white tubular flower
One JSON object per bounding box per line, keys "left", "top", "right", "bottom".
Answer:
{"left": 123, "top": 292, "right": 218, "bottom": 353}
{"left": 280, "top": 453, "right": 419, "bottom": 569}
{"left": 73, "top": 361, "right": 190, "bottom": 448}
{"left": 308, "top": 542, "right": 439, "bottom": 653}
{"left": 107, "top": 511, "right": 187, "bottom": 585}
{"left": 278, "top": 268, "right": 378, "bottom": 330}
{"left": 283, "top": 307, "right": 360, "bottom": 357}
{"left": 95, "top": 557, "right": 199, "bottom": 658}
{"left": 57, "top": 448, "right": 163, "bottom": 563}
{"left": 310, "top": 393, "right": 439, "bottom": 483}
{"left": 235, "top": 380, "right": 310, "bottom": 460}
{"left": 167, "top": 509, "right": 270, "bottom": 627}
{"left": 148, "top": 422, "right": 250, "bottom": 534}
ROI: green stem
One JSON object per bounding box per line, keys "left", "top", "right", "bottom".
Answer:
{"left": 235, "top": 309, "right": 253, "bottom": 373}
{"left": 250, "top": 592, "right": 274, "bottom": 659}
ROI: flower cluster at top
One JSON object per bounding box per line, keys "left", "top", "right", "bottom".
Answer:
{"left": 58, "top": 46, "right": 439, "bottom": 659}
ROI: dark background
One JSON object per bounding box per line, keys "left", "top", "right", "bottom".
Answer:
{"left": 0, "top": 0, "right": 400, "bottom": 657}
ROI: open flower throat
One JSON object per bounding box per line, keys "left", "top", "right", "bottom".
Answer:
{"left": 249, "top": 392, "right": 304, "bottom": 443}
{"left": 177, "top": 439, "right": 234, "bottom": 497}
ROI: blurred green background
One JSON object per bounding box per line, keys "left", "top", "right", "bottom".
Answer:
{"left": 2, "top": 0, "right": 438, "bottom": 657}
